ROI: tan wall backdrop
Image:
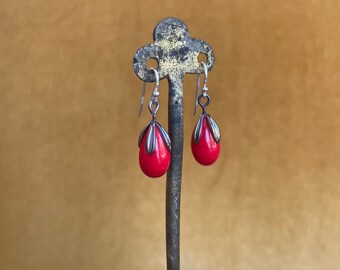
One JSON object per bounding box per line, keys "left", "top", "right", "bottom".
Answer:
{"left": 1, "top": 1, "right": 340, "bottom": 270}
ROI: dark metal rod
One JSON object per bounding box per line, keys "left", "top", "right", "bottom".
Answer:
{"left": 166, "top": 74, "right": 184, "bottom": 270}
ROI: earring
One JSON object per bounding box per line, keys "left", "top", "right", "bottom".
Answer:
{"left": 138, "top": 68, "right": 171, "bottom": 178}
{"left": 191, "top": 62, "right": 221, "bottom": 165}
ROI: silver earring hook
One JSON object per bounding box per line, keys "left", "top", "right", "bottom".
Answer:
{"left": 138, "top": 68, "right": 160, "bottom": 116}
{"left": 194, "top": 62, "right": 209, "bottom": 115}
{"left": 138, "top": 81, "right": 147, "bottom": 116}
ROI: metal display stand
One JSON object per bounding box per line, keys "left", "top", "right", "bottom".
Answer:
{"left": 133, "top": 17, "right": 215, "bottom": 270}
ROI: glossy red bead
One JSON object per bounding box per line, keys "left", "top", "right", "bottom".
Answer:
{"left": 139, "top": 126, "right": 171, "bottom": 178}
{"left": 191, "top": 116, "right": 220, "bottom": 165}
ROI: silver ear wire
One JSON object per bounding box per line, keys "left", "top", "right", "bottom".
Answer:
{"left": 194, "top": 62, "right": 209, "bottom": 115}
{"left": 194, "top": 73, "right": 200, "bottom": 116}
{"left": 138, "top": 81, "right": 147, "bottom": 116}
{"left": 138, "top": 68, "right": 160, "bottom": 116}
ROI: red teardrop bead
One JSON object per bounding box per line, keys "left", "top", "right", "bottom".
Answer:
{"left": 191, "top": 116, "right": 220, "bottom": 165}
{"left": 139, "top": 125, "right": 171, "bottom": 178}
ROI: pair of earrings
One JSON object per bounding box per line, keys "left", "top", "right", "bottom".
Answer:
{"left": 138, "top": 62, "right": 221, "bottom": 178}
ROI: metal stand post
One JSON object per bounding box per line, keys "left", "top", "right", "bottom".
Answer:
{"left": 133, "top": 17, "right": 215, "bottom": 270}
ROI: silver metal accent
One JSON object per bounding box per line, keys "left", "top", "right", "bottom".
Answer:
{"left": 206, "top": 114, "right": 221, "bottom": 143}
{"left": 138, "top": 81, "right": 147, "bottom": 116}
{"left": 138, "top": 120, "right": 172, "bottom": 154}
{"left": 138, "top": 121, "right": 151, "bottom": 147}
{"left": 151, "top": 67, "right": 160, "bottom": 92}
{"left": 202, "top": 61, "right": 208, "bottom": 87}
{"left": 148, "top": 99, "right": 159, "bottom": 116}
{"left": 194, "top": 62, "right": 209, "bottom": 115}
{"left": 193, "top": 114, "right": 204, "bottom": 144}
{"left": 156, "top": 122, "right": 171, "bottom": 152}
{"left": 138, "top": 68, "right": 160, "bottom": 116}
{"left": 197, "top": 94, "right": 211, "bottom": 114}
{"left": 146, "top": 121, "right": 156, "bottom": 154}
{"left": 194, "top": 73, "right": 200, "bottom": 116}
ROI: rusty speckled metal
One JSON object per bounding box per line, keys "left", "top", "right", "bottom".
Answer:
{"left": 133, "top": 17, "right": 215, "bottom": 270}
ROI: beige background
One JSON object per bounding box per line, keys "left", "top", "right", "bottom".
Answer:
{"left": 1, "top": 1, "right": 340, "bottom": 270}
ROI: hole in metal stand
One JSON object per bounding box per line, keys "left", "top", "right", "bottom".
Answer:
{"left": 198, "top": 52, "right": 208, "bottom": 63}
{"left": 146, "top": 58, "right": 159, "bottom": 69}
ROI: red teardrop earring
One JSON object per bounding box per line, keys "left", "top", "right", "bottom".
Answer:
{"left": 191, "top": 62, "right": 221, "bottom": 166}
{"left": 138, "top": 68, "right": 171, "bottom": 178}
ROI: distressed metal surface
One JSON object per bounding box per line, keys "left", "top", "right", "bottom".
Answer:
{"left": 133, "top": 17, "right": 215, "bottom": 270}
{"left": 206, "top": 114, "right": 221, "bottom": 143}
{"left": 166, "top": 76, "right": 183, "bottom": 270}
{"left": 133, "top": 17, "right": 215, "bottom": 83}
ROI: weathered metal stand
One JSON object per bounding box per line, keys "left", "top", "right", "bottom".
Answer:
{"left": 133, "top": 17, "right": 215, "bottom": 270}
